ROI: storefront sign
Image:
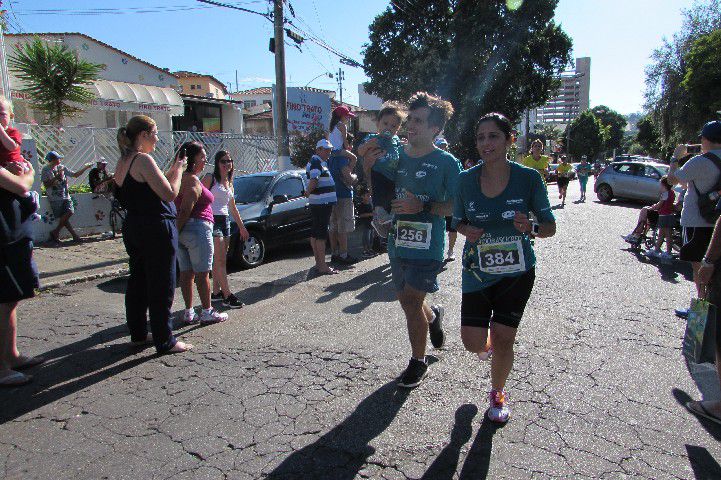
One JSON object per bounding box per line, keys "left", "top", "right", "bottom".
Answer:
{"left": 11, "top": 90, "right": 178, "bottom": 115}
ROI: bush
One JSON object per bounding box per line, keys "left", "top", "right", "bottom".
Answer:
{"left": 290, "top": 128, "right": 327, "bottom": 169}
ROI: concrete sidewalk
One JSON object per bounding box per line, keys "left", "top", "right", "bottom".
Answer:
{"left": 33, "top": 235, "right": 129, "bottom": 290}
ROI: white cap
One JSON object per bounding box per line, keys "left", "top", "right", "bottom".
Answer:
{"left": 316, "top": 139, "right": 333, "bottom": 149}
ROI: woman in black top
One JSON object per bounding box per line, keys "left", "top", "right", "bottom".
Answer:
{"left": 0, "top": 152, "right": 42, "bottom": 385}
{"left": 114, "top": 115, "right": 192, "bottom": 354}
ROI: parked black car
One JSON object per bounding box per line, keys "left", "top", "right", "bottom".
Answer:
{"left": 228, "top": 170, "right": 312, "bottom": 268}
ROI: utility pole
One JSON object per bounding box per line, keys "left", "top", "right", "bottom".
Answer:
{"left": 235, "top": 70, "right": 238, "bottom": 92}
{"left": 273, "top": 0, "right": 292, "bottom": 170}
{"left": 336, "top": 67, "right": 345, "bottom": 104}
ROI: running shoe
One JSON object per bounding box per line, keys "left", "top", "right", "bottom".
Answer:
{"left": 181, "top": 308, "right": 198, "bottom": 325}
{"left": 222, "top": 294, "right": 245, "bottom": 309}
{"left": 397, "top": 358, "right": 428, "bottom": 388}
{"left": 675, "top": 308, "right": 689, "bottom": 319}
{"left": 477, "top": 347, "right": 493, "bottom": 361}
{"left": 429, "top": 304, "right": 446, "bottom": 349}
{"left": 487, "top": 389, "right": 510, "bottom": 423}
{"left": 199, "top": 308, "right": 228, "bottom": 325}
{"left": 211, "top": 292, "right": 223, "bottom": 301}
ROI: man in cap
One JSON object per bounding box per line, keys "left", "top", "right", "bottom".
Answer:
{"left": 89, "top": 157, "right": 114, "bottom": 195}
{"left": 682, "top": 120, "right": 721, "bottom": 425}
{"left": 668, "top": 120, "right": 721, "bottom": 317}
{"left": 40, "top": 151, "right": 92, "bottom": 244}
{"left": 305, "top": 138, "right": 338, "bottom": 274}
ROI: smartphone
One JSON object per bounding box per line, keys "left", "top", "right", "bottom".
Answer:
{"left": 687, "top": 144, "right": 702, "bottom": 154}
{"left": 177, "top": 147, "right": 187, "bottom": 160}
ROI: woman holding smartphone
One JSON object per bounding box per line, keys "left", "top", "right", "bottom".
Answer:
{"left": 114, "top": 115, "right": 192, "bottom": 354}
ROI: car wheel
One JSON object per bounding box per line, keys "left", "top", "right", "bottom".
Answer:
{"left": 235, "top": 231, "right": 265, "bottom": 269}
{"left": 597, "top": 184, "right": 613, "bottom": 203}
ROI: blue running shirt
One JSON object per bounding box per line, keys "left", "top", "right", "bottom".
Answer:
{"left": 452, "top": 162, "right": 554, "bottom": 292}
{"left": 387, "top": 147, "right": 462, "bottom": 262}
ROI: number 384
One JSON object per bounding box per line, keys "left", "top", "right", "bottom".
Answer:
{"left": 483, "top": 251, "right": 515, "bottom": 265}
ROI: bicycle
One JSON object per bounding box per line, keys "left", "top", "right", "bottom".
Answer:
{"left": 97, "top": 192, "right": 126, "bottom": 238}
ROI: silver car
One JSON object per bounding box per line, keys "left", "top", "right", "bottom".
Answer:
{"left": 594, "top": 161, "right": 670, "bottom": 203}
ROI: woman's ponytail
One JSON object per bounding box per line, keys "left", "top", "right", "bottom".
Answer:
{"left": 117, "top": 127, "right": 131, "bottom": 156}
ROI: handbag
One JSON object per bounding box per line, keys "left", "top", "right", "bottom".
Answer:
{"left": 693, "top": 152, "right": 721, "bottom": 224}
{"left": 683, "top": 298, "right": 717, "bottom": 364}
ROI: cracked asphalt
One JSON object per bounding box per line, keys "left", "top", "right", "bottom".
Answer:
{"left": 1, "top": 183, "right": 720, "bottom": 479}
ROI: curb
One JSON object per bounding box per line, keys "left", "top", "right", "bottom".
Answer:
{"left": 38, "top": 266, "right": 129, "bottom": 292}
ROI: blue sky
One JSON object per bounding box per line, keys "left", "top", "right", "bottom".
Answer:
{"left": 8, "top": 0, "right": 696, "bottom": 114}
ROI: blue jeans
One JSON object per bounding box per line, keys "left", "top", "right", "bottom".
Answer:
{"left": 178, "top": 218, "right": 214, "bottom": 272}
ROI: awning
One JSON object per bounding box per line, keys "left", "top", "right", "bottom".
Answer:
{"left": 88, "top": 80, "right": 185, "bottom": 116}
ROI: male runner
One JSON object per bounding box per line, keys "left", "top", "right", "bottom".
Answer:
{"left": 371, "top": 92, "right": 461, "bottom": 388}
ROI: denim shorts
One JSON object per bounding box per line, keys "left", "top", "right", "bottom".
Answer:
{"left": 389, "top": 256, "right": 443, "bottom": 293}
{"left": 213, "top": 215, "right": 231, "bottom": 238}
{"left": 177, "top": 218, "right": 214, "bottom": 272}
{"left": 50, "top": 198, "right": 74, "bottom": 218}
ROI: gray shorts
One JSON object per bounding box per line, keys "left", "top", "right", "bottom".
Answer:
{"left": 50, "top": 199, "right": 74, "bottom": 218}
{"left": 177, "top": 218, "right": 214, "bottom": 272}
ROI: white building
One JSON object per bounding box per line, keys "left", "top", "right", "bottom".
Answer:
{"left": 5, "top": 33, "right": 184, "bottom": 131}
{"left": 230, "top": 86, "right": 336, "bottom": 112}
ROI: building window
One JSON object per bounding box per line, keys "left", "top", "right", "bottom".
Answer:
{"left": 105, "top": 110, "right": 117, "bottom": 128}
{"left": 244, "top": 100, "right": 257, "bottom": 109}
{"left": 190, "top": 85, "right": 195, "bottom": 90}
{"left": 197, "top": 84, "right": 202, "bottom": 89}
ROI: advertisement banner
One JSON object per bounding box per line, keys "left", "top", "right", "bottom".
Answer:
{"left": 273, "top": 86, "right": 331, "bottom": 135}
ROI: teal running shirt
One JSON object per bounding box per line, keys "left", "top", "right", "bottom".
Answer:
{"left": 388, "top": 147, "right": 462, "bottom": 262}
{"left": 452, "top": 162, "right": 554, "bottom": 292}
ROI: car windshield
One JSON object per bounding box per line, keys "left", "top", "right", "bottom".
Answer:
{"left": 654, "top": 165, "right": 669, "bottom": 175}
{"left": 233, "top": 176, "right": 273, "bottom": 204}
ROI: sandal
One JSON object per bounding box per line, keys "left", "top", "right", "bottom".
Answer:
{"left": 0, "top": 370, "right": 32, "bottom": 387}
{"left": 685, "top": 400, "right": 721, "bottom": 426}
{"left": 13, "top": 355, "right": 46, "bottom": 370}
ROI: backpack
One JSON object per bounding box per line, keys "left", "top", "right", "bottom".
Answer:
{"left": 692, "top": 152, "right": 721, "bottom": 224}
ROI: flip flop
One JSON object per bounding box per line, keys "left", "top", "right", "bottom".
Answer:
{"left": 13, "top": 355, "right": 46, "bottom": 370}
{"left": 318, "top": 268, "right": 339, "bottom": 275}
{"left": 0, "top": 370, "right": 32, "bottom": 387}
{"left": 685, "top": 400, "right": 721, "bottom": 426}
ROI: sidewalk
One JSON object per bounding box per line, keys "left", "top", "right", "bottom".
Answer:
{"left": 33, "top": 235, "right": 129, "bottom": 290}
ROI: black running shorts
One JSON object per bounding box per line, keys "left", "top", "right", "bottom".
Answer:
{"left": 680, "top": 227, "right": 713, "bottom": 263}
{"left": 460, "top": 268, "right": 535, "bottom": 329}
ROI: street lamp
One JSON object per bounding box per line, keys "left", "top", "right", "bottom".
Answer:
{"left": 304, "top": 72, "right": 333, "bottom": 88}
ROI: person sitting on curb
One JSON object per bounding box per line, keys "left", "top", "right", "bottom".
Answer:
{"left": 40, "top": 151, "right": 92, "bottom": 245}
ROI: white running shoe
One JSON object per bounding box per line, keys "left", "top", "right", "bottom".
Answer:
{"left": 477, "top": 347, "right": 493, "bottom": 361}
{"left": 199, "top": 308, "right": 228, "bottom": 325}
{"left": 181, "top": 309, "right": 198, "bottom": 325}
{"left": 487, "top": 389, "right": 510, "bottom": 423}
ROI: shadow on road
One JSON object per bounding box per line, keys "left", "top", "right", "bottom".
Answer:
{"left": 672, "top": 388, "right": 721, "bottom": 441}
{"left": 266, "top": 380, "right": 410, "bottom": 479}
{"left": 315, "top": 264, "right": 395, "bottom": 314}
{"left": 0, "top": 324, "right": 156, "bottom": 424}
{"left": 686, "top": 444, "right": 721, "bottom": 479}
{"left": 456, "top": 414, "right": 504, "bottom": 480}
{"left": 420, "top": 404, "right": 478, "bottom": 480}
{"left": 624, "top": 249, "right": 694, "bottom": 283}
{"left": 592, "top": 199, "right": 647, "bottom": 210}
{"left": 235, "top": 268, "right": 314, "bottom": 306}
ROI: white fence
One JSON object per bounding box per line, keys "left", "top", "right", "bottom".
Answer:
{"left": 17, "top": 123, "right": 278, "bottom": 188}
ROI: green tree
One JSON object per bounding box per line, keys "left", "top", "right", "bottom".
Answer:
{"left": 591, "top": 105, "right": 627, "bottom": 152}
{"left": 362, "top": 0, "right": 572, "bottom": 159}
{"left": 533, "top": 123, "right": 563, "bottom": 143}
{"left": 643, "top": 0, "right": 721, "bottom": 154}
{"left": 635, "top": 115, "right": 662, "bottom": 157}
{"left": 565, "top": 110, "right": 606, "bottom": 160}
{"left": 289, "top": 128, "right": 326, "bottom": 169}
{"left": 8, "top": 37, "right": 104, "bottom": 125}
{"left": 682, "top": 29, "right": 721, "bottom": 128}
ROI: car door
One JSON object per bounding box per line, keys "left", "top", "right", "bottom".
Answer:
{"left": 610, "top": 163, "right": 638, "bottom": 196}
{"left": 636, "top": 165, "right": 662, "bottom": 202}
{"left": 265, "top": 175, "right": 310, "bottom": 242}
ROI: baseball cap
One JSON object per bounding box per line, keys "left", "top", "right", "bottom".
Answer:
{"left": 316, "top": 139, "right": 333, "bottom": 149}
{"left": 434, "top": 137, "right": 449, "bottom": 147}
{"left": 333, "top": 105, "right": 356, "bottom": 118}
{"left": 97, "top": 156, "right": 107, "bottom": 165}
{"left": 45, "top": 151, "right": 64, "bottom": 162}
{"left": 700, "top": 120, "right": 721, "bottom": 142}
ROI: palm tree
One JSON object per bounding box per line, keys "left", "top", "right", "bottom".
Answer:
{"left": 8, "top": 37, "right": 103, "bottom": 125}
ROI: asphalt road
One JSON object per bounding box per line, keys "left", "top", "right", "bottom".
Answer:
{"left": 1, "top": 181, "right": 720, "bottom": 479}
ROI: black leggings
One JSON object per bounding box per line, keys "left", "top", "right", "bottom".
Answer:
{"left": 122, "top": 216, "right": 178, "bottom": 353}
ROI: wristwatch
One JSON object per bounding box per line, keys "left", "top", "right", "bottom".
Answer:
{"left": 702, "top": 257, "right": 715, "bottom": 268}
